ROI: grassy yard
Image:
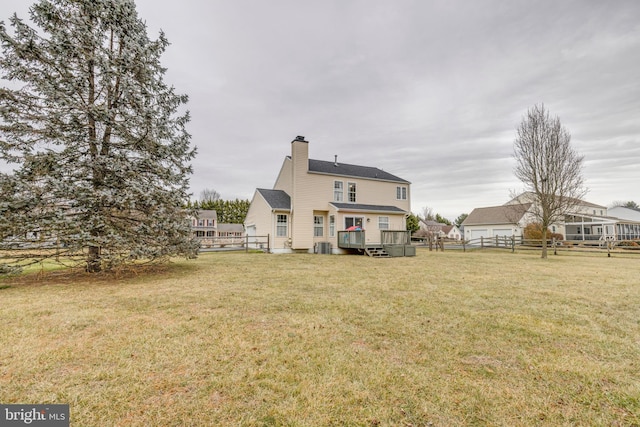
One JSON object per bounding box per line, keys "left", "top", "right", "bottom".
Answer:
{"left": 1, "top": 249, "right": 639, "bottom": 426}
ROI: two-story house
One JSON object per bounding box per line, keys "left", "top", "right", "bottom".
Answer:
{"left": 192, "top": 210, "right": 217, "bottom": 238}
{"left": 245, "top": 136, "right": 412, "bottom": 254}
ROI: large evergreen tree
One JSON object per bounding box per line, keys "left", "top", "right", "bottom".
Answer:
{"left": 0, "top": 0, "right": 198, "bottom": 272}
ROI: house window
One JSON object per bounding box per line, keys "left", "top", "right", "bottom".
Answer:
{"left": 345, "top": 217, "right": 364, "bottom": 229}
{"left": 207, "top": 219, "right": 214, "bottom": 226}
{"left": 334, "top": 181, "right": 343, "bottom": 202}
{"left": 378, "top": 216, "right": 389, "bottom": 230}
{"left": 206, "top": 230, "right": 215, "bottom": 237}
{"left": 396, "top": 186, "right": 407, "bottom": 200}
{"left": 198, "top": 219, "right": 205, "bottom": 227}
{"left": 195, "top": 231, "right": 205, "bottom": 237}
{"left": 314, "top": 216, "right": 324, "bottom": 237}
{"left": 348, "top": 182, "right": 357, "bottom": 203}
{"left": 329, "top": 215, "right": 335, "bottom": 237}
{"left": 276, "top": 214, "right": 288, "bottom": 237}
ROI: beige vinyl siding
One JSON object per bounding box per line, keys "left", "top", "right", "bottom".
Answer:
{"left": 273, "top": 157, "right": 293, "bottom": 196}
{"left": 295, "top": 172, "right": 411, "bottom": 213}
{"left": 290, "top": 172, "right": 409, "bottom": 249}
{"left": 244, "top": 191, "right": 290, "bottom": 250}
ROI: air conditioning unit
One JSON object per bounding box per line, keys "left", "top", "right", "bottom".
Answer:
{"left": 316, "top": 242, "right": 332, "bottom": 254}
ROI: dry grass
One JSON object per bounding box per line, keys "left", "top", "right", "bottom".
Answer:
{"left": 1, "top": 249, "right": 639, "bottom": 426}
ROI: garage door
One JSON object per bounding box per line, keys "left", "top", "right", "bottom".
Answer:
{"left": 470, "top": 229, "right": 489, "bottom": 239}
{"left": 493, "top": 228, "right": 513, "bottom": 237}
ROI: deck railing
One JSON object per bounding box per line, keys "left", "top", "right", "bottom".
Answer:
{"left": 337, "top": 230, "right": 365, "bottom": 249}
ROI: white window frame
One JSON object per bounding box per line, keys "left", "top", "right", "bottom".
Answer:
{"left": 344, "top": 216, "right": 364, "bottom": 229}
{"left": 276, "top": 214, "right": 288, "bottom": 237}
{"left": 396, "top": 186, "right": 407, "bottom": 200}
{"left": 334, "top": 181, "right": 343, "bottom": 202}
{"left": 329, "top": 215, "right": 335, "bottom": 237}
{"left": 314, "top": 215, "right": 324, "bottom": 237}
{"left": 348, "top": 182, "right": 357, "bottom": 203}
{"left": 378, "top": 216, "right": 389, "bottom": 230}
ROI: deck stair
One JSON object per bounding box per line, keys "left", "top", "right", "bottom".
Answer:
{"left": 365, "top": 246, "right": 390, "bottom": 257}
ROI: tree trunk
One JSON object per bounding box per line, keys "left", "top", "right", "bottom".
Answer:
{"left": 86, "top": 245, "right": 101, "bottom": 272}
{"left": 541, "top": 228, "right": 548, "bottom": 259}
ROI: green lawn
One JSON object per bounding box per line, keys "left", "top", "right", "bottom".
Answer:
{"left": 1, "top": 249, "right": 639, "bottom": 426}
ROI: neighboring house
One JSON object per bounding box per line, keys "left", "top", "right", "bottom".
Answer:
{"left": 462, "top": 203, "right": 533, "bottom": 240}
{"left": 191, "top": 210, "right": 217, "bottom": 238}
{"left": 464, "top": 193, "right": 640, "bottom": 242}
{"left": 609, "top": 206, "right": 640, "bottom": 222}
{"left": 216, "top": 223, "right": 244, "bottom": 238}
{"left": 245, "top": 136, "right": 412, "bottom": 254}
{"left": 442, "top": 224, "right": 462, "bottom": 240}
{"left": 191, "top": 210, "right": 245, "bottom": 247}
{"left": 418, "top": 219, "right": 445, "bottom": 237}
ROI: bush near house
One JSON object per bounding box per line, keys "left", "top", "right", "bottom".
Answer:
{"left": 523, "top": 223, "right": 563, "bottom": 241}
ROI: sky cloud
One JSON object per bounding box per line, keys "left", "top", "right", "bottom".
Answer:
{"left": 2, "top": 0, "right": 639, "bottom": 220}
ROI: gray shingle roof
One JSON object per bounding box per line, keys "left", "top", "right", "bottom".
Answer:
{"left": 463, "top": 203, "right": 532, "bottom": 226}
{"left": 195, "top": 210, "right": 217, "bottom": 220}
{"left": 330, "top": 202, "right": 407, "bottom": 213}
{"left": 308, "top": 159, "right": 409, "bottom": 183}
{"left": 257, "top": 189, "right": 291, "bottom": 210}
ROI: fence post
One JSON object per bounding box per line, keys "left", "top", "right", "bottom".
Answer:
{"left": 552, "top": 238, "right": 557, "bottom": 255}
{"left": 481, "top": 236, "right": 484, "bottom": 249}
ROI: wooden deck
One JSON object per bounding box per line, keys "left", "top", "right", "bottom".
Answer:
{"left": 337, "top": 230, "right": 415, "bottom": 257}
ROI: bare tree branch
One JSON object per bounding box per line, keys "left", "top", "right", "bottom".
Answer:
{"left": 512, "top": 104, "right": 587, "bottom": 258}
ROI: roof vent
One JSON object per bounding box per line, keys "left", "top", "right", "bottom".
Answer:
{"left": 334, "top": 155, "right": 338, "bottom": 167}
{"left": 295, "top": 135, "right": 305, "bottom": 141}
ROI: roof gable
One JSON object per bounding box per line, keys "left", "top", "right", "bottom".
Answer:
{"left": 195, "top": 210, "right": 217, "bottom": 220}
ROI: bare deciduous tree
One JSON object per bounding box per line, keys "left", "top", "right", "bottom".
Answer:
{"left": 200, "top": 189, "right": 221, "bottom": 204}
{"left": 512, "top": 104, "right": 587, "bottom": 258}
{"left": 421, "top": 206, "right": 435, "bottom": 221}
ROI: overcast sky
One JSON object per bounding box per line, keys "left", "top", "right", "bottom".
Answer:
{"left": 2, "top": 0, "right": 639, "bottom": 220}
